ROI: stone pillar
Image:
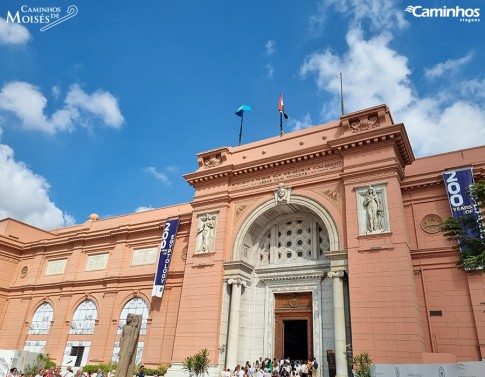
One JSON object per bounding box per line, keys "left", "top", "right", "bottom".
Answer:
{"left": 328, "top": 271, "right": 348, "bottom": 377}
{"left": 225, "top": 278, "right": 246, "bottom": 370}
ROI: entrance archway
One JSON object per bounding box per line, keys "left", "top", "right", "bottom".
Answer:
{"left": 224, "top": 193, "right": 347, "bottom": 373}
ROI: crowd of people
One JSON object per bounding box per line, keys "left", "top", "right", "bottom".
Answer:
{"left": 6, "top": 366, "right": 110, "bottom": 377}
{"left": 221, "top": 357, "right": 319, "bottom": 377}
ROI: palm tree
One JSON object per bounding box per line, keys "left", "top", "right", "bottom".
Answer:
{"left": 182, "top": 349, "right": 210, "bottom": 377}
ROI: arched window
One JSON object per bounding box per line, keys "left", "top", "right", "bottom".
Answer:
{"left": 70, "top": 300, "right": 97, "bottom": 335}
{"left": 117, "top": 297, "right": 149, "bottom": 335}
{"left": 28, "top": 302, "right": 54, "bottom": 335}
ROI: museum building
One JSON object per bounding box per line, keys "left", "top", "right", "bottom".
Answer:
{"left": 0, "top": 104, "right": 484, "bottom": 377}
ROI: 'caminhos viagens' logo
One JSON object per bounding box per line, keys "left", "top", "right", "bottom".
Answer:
{"left": 405, "top": 4, "right": 480, "bottom": 22}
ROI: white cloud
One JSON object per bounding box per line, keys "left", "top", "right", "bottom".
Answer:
{"left": 0, "top": 81, "right": 124, "bottom": 134}
{"left": 135, "top": 206, "right": 154, "bottom": 213}
{"left": 401, "top": 100, "right": 485, "bottom": 156}
{"left": 323, "top": 0, "right": 408, "bottom": 31}
{"left": 145, "top": 166, "right": 172, "bottom": 186}
{"left": 51, "top": 85, "right": 61, "bottom": 100}
{"left": 266, "top": 63, "right": 274, "bottom": 79}
{"left": 0, "top": 17, "right": 30, "bottom": 45}
{"left": 0, "top": 81, "right": 62, "bottom": 133}
{"left": 300, "top": 26, "right": 485, "bottom": 157}
{"left": 300, "top": 28, "right": 413, "bottom": 115}
{"left": 0, "top": 141, "right": 75, "bottom": 229}
{"left": 424, "top": 52, "right": 474, "bottom": 79}
{"left": 265, "top": 40, "right": 276, "bottom": 56}
{"left": 289, "top": 113, "right": 313, "bottom": 131}
{"left": 65, "top": 84, "right": 124, "bottom": 127}
{"left": 460, "top": 78, "right": 485, "bottom": 99}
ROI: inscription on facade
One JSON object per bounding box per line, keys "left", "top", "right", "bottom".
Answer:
{"left": 45, "top": 259, "right": 67, "bottom": 276}
{"left": 132, "top": 247, "right": 157, "bottom": 266}
{"left": 231, "top": 160, "right": 342, "bottom": 190}
{"left": 86, "top": 253, "right": 109, "bottom": 271}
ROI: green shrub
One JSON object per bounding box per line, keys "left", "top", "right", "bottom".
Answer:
{"left": 83, "top": 363, "right": 117, "bottom": 374}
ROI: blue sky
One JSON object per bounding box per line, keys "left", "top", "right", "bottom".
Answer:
{"left": 0, "top": 0, "right": 484, "bottom": 230}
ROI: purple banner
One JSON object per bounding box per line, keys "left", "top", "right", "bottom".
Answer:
{"left": 442, "top": 167, "right": 481, "bottom": 250}
{"left": 152, "top": 219, "right": 179, "bottom": 298}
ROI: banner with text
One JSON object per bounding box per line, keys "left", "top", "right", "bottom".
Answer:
{"left": 152, "top": 219, "right": 180, "bottom": 298}
{"left": 442, "top": 167, "right": 482, "bottom": 251}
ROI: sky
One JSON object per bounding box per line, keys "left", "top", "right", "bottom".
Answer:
{"left": 0, "top": 0, "right": 484, "bottom": 230}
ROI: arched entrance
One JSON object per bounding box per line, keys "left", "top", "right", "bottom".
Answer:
{"left": 223, "top": 192, "right": 348, "bottom": 376}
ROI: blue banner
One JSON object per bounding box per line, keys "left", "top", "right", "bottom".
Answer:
{"left": 442, "top": 167, "right": 481, "bottom": 250}
{"left": 152, "top": 219, "right": 180, "bottom": 298}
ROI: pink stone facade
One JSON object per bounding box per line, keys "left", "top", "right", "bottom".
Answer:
{"left": 0, "top": 105, "right": 484, "bottom": 376}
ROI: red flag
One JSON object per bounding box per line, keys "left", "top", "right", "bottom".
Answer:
{"left": 278, "top": 93, "right": 288, "bottom": 119}
{"left": 278, "top": 93, "right": 284, "bottom": 113}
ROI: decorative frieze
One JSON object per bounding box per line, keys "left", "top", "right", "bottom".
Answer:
{"left": 233, "top": 199, "right": 255, "bottom": 226}
{"left": 344, "top": 170, "right": 397, "bottom": 184}
{"left": 230, "top": 160, "right": 342, "bottom": 190}
{"left": 307, "top": 184, "right": 342, "bottom": 212}
{"left": 0, "top": 255, "right": 19, "bottom": 263}
{"left": 349, "top": 114, "right": 379, "bottom": 133}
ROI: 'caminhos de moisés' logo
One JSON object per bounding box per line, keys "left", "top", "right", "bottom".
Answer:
{"left": 5, "top": 4, "right": 78, "bottom": 31}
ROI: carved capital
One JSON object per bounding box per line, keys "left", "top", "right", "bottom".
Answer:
{"left": 327, "top": 271, "right": 345, "bottom": 279}
{"left": 227, "top": 277, "right": 247, "bottom": 287}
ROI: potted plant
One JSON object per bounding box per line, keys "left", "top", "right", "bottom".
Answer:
{"left": 182, "top": 349, "right": 210, "bottom": 377}
{"left": 352, "top": 352, "right": 373, "bottom": 377}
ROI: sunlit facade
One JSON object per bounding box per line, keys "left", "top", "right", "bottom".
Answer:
{"left": 1, "top": 105, "right": 484, "bottom": 377}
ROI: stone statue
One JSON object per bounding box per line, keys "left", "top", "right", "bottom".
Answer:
{"left": 362, "top": 186, "right": 384, "bottom": 233}
{"left": 274, "top": 182, "right": 291, "bottom": 204}
{"left": 115, "top": 313, "right": 142, "bottom": 377}
{"left": 196, "top": 213, "right": 215, "bottom": 252}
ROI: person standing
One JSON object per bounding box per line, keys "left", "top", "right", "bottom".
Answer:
{"left": 311, "top": 359, "right": 318, "bottom": 377}
{"left": 62, "top": 367, "right": 74, "bottom": 377}
{"left": 135, "top": 366, "right": 145, "bottom": 377}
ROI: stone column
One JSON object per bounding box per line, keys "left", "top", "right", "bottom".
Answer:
{"left": 328, "top": 271, "right": 348, "bottom": 377}
{"left": 225, "top": 278, "right": 246, "bottom": 370}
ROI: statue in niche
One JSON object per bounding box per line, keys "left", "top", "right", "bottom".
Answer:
{"left": 115, "top": 313, "right": 141, "bottom": 377}
{"left": 196, "top": 213, "right": 216, "bottom": 252}
{"left": 363, "top": 186, "right": 384, "bottom": 233}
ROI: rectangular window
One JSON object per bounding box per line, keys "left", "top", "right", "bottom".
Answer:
{"left": 70, "top": 346, "right": 85, "bottom": 367}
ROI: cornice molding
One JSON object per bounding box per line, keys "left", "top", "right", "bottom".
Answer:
{"left": 185, "top": 124, "right": 413, "bottom": 189}
{"left": 4, "top": 216, "right": 192, "bottom": 252}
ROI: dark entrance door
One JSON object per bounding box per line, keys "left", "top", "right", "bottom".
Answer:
{"left": 274, "top": 292, "right": 313, "bottom": 360}
{"left": 284, "top": 320, "right": 308, "bottom": 360}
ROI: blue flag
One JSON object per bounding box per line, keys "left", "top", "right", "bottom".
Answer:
{"left": 235, "top": 105, "right": 252, "bottom": 117}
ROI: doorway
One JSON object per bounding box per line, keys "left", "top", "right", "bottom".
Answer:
{"left": 284, "top": 320, "right": 308, "bottom": 360}
{"left": 274, "top": 292, "right": 313, "bottom": 360}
